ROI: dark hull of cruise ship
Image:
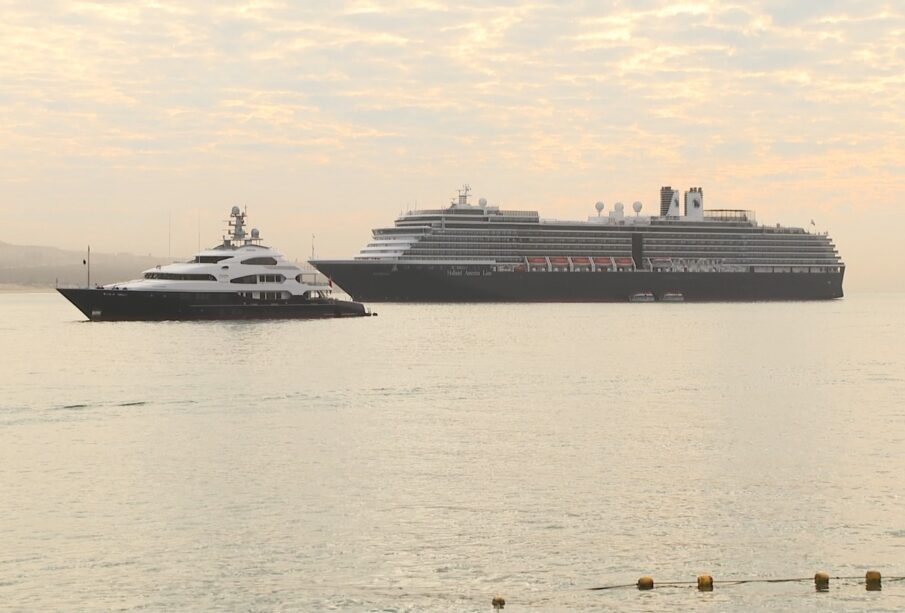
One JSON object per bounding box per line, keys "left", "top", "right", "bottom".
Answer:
{"left": 312, "top": 262, "right": 844, "bottom": 302}
{"left": 57, "top": 288, "right": 371, "bottom": 321}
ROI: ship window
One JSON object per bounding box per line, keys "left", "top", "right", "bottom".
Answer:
{"left": 230, "top": 275, "right": 258, "bottom": 284}
{"left": 144, "top": 272, "right": 216, "bottom": 281}
{"left": 193, "top": 255, "right": 231, "bottom": 263}
{"left": 241, "top": 257, "right": 278, "bottom": 265}
{"left": 258, "top": 274, "right": 285, "bottom": 283}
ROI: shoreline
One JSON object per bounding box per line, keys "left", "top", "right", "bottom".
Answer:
{"left": 0, "top": 284, "right": 57, "bottom": 293}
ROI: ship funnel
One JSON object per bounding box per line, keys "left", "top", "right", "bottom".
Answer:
{"left": 660, "top": 186, "right": 680, "bottom": 217}
{"left": 684, "top": 187, "right": 703, "bottom": 220}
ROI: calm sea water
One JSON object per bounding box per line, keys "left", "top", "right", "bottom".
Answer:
{"left": 1, "top": 292, "right": 903, "bottom": 612}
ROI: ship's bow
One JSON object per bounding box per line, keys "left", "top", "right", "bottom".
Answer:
{"left": 57, "top": 288, "right": 99, "bottom": 319}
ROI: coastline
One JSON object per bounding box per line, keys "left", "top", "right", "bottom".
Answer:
{"left": 0, "top": 284, "right": 57, "bottom": 293}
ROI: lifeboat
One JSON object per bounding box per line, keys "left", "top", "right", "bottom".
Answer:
{"left": 629, "top": 292, "right": 656, "bottom": 302}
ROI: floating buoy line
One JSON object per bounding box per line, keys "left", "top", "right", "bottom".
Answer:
{"left": 586, "top": 570, "right": 903, "bottom": 592}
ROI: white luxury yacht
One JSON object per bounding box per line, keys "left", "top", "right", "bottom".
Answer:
{"left": 58, "top": 207, "right": 372, "bottom": 320}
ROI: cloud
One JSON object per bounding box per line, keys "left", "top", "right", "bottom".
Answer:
{"left": 1, "top": 0, "right": 903, "bottom": 289}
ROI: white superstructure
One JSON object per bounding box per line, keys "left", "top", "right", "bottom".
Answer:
{"left": 106, "top": 207, "right": 332, "bottom": 300}
{"left": 346, "top": 184, "right": 842, "bottom": 275}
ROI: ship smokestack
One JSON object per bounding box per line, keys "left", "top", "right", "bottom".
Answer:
{"left": 684, "top": 187, "right": 703, "bottom": 220}
{"left": 660, "top": 186, "right": 680, "bottom": 217}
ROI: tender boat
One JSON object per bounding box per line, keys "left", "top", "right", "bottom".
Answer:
{"left": 660, "top": 292, "right": 685, "bottom": 302}
{"left": 58, "top": 207, "right": 373, "bottom": 321}
{"left": 629, "top": 292, "right": 656, "bottom": 303}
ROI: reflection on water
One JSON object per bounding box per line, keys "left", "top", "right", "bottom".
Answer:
{"left": 1, "top": 293, "right": 904, "bottom": 611}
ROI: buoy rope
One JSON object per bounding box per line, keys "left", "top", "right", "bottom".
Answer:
{"left": 589, "top": 583, "right": 638, "bottom": 591}
{"left": 589, "top": 575, "right": 905, "bottom": 591}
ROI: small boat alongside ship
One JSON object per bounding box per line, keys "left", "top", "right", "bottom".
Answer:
{"left": 58, "top": 207, "right": 373, "bottom": 321}
{"left": 629, "top": 292, "right": 656, "bottom": 303}
{"left": 628, "top": 291, "right": 683, "bottom": 302}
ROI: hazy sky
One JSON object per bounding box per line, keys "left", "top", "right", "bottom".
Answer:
{"left": 3, "top": 1, "right": 903, "bottom": 291}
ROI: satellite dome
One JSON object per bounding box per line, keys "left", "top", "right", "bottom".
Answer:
{"left": 632, "top": 201, "right": 643, "bottom": 213}
{"left": 478, "top": 197, "right": 487, "bottom": 207}
{"left": 615, "top": 202, "right": 624, "bottom": 211}
{"left": 595, "top": 201, "right": 604, "bottom": 213}
{"left": 251, "top": 228, "right": 260, "bottom": 239}
{"left": 231, "top": 206, "right": 241, "bottom": 216}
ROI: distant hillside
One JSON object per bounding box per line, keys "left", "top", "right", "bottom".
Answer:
{"left": 0, "top": 241, "right": 169, "bottom": 288}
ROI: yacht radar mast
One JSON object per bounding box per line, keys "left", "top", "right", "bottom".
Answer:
{"left": 223, "top": 206, "right": 263, "bottom": 247}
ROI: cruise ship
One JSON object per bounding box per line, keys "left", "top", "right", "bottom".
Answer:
{"left": 58, "top": 207, "right": 373, "bottom": 320}
{"left": 311, "top": 186, "right": 844, "bottom": 302}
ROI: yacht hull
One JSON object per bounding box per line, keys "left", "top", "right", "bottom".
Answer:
{"left": 57, "top": 288, "right": 371, "bottom": 321}
{"left": 312, "top": 261, "right": 845, "bottom": 302}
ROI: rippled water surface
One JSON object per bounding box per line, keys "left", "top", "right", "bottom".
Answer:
{"left": 1, "top": 292, "right": 904, "bottom": 612}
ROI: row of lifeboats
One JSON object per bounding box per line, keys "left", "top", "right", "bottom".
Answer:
{"left": 526, "top": 256, "right": 641, "bottom": 267}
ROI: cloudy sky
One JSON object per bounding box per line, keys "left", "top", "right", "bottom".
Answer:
{"left": 2, "top": 1, "right": 903, "bottom": 290}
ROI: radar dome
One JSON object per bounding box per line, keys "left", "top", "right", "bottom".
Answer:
{"left": 231, "top": 206, "right": 241, "bottom": 215}
{"left": 615, "top": 202, "right": 624, "bottom": 211}
{"left": 479, "top": 197, "right": 487, "bottom": 207}
{"left": 632, "top": 201, "right": 642, "bottom": 213}
{"left": 595, "top": 201, "right": 604, "bottom": 213}
{"left": 251, "top": 228, "right": 260, "bottom": 239}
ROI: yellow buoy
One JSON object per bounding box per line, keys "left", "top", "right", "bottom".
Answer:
{"left": 865, "top": 570, "right": 881, "bottom": 591}
{"left": 637, "top": 576, "right": 654, "bottom": 590}
{"left": 814, "top": 571, "right": 830, "bottom": 591}
{"left": 492, "top": 595, "right": 506, "bottom": 610}
{"left": 697, "top": 575, "right": 714, "bottom": 591}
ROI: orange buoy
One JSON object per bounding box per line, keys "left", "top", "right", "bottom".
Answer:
{"left": 866, "top": 570, "right": 881, "bottom": 591}
{"left": 637, "top": 576, "right": 654, "bottom": 590}
{"left": 814, "top": 571, "right": 830, "bottom": 591}
{"left": 697, "top": 575, "right": 714, "bottom": 591}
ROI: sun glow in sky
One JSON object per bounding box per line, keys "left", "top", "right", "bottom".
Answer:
{"left": 2, "top": 1, "right": 904, "bottom": 290}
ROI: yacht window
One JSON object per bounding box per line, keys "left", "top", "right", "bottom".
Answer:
{"left": 144, "top": 272, "right": 216, "bottom": 281}
{"left": 258, "top": 274, "right": 285, "bottom": 283}
{"left": 193, "top": 255, "right": 232, "bottom": 263}
{"left": 241, "top": 257, "right": 278, "bottom": 265}
{"left": 230, "top": 275, "right": 258, "bottom": 284}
